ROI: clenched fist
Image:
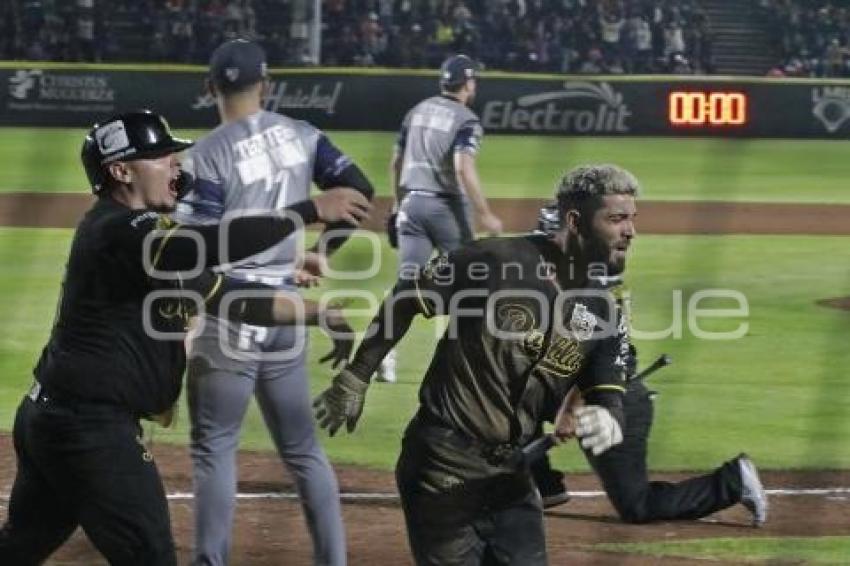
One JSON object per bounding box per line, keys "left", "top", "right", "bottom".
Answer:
{"left": 575, "top": 405, "right": 623, "bottom": 456}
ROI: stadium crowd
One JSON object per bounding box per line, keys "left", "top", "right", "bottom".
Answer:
{"left": 760, "top": 0, "right": 850, "bottom": 77}
{"left": 323, "top": 0, "right": 714, "bottom": 74}
{"left": 1, "top": 0, "right": 282, "bottom": 64}
{"left": 2, "top": 0, "right": 713, "bottom": 74}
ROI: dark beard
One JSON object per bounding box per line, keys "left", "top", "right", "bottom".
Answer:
{"left": 559, "top": 232, "right": 625, "bottom": 284}
{"left": 584, "top": 234, "right": 623, "bottom": 277}
{"left": 606, "top": 253, "right": 625, "bottom": 276}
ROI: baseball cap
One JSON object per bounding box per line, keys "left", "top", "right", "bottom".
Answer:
{"left": 81, "top": 110, "right": 193, "bottom": 193}
{"left": 209, "top": 38, "right": 268, "bottom": 94}
{"left": 439, "top": 54, "right": 480, "bottom": 89}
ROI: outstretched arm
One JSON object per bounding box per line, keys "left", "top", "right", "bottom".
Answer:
{"left": 312, "top": 248, "right": 479, "bottom": 436}
{"left": 181, "top": 272, "right": 354, "bottom": 368}
{"left": 150, "top": 188, "right": 371, "bottom": 272}
{"left": 312, "top": 278, "right": 426, "bottom": 436}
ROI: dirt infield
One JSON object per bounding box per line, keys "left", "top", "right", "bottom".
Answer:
{"left": 2, "top": 437, "right": 848, "bottom": 566}
{"left": 2, "top": 193, "right": 850, "bottom": 234}
{"left": 817, "top": 296, "right": 850, "bottom": 311}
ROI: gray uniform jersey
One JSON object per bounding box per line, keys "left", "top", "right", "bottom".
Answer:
{"left": 175, "top": 110, "right": 352, "bottom": 366}
{"left": 176, "top": 110, "right": 320, "bottom": 279}
{"left": 397, "top": 94, "right": 483, "bottom": 196}
{"left": 177, "top": 111, "right": 350, "bottom": 566}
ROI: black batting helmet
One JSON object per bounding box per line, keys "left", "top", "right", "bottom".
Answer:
{"left": 439, "top": 54, "right": 479, "bottom": 90}
{"left": 81, "top": 110, "right": 193, "bottom": 194}
{"left": 536, "top": 202, "right": 561, "bottom": 235}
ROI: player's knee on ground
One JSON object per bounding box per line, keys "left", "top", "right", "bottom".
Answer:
{"left": 614, "top": 501, "right": 653, "bottom": 524}
{"left": 608, "top": 489, "right": 653, "bottom": 524}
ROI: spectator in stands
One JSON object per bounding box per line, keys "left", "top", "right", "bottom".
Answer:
{"left": 331, "top": 24, "right": 360, "bottom": 66}
{"left": 168, "top": 10, "right": 195, "bottom": 63}
{"left": 75, "top": 13, "right": 97, "bottom": 62}
{"left": 364, "top": 12, "right": 387, "bottom": 64}
{"left": 579, "top": 46, "right": 606, "bottom": 73}
{"left": 26, "top": 37, "right": 49, "bottom": 61}
{"left": 7, "top": 0, "right": 715, "bottom": 75}
{"left": 763, "top": 0, "right": 850, "bottom": 78}
{"left": 434, "top": 15, "right": 455, "bottom": 52}
{"left": 690, "top": 14, "right": 714, "bottom": 74}
{"left": 599, "top": 6, "right": 625, "bottom": 66}
{"left": 20, "top": 0, "right": 46, "bottom": 40}
{"left": 824, "top": 38, "right": 846, "bottom": 77}
{"left": 663, "top": 20, "right": 686, "bottom": 61}
{"left": 630, "top": 14, "right": 654, "bottom": 72}
{"left": 669, "top": 52, "right": 692, "bottom": 74}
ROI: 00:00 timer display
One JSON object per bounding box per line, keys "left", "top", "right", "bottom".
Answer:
{"left": 668, "top": 91, "right": 748, "bottom": 126}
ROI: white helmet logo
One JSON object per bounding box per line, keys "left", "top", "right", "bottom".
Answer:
{"left": 95, "top": 120, "right": 130, "bottom": 156}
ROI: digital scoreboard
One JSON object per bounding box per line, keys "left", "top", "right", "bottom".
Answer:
{"left": 668, "top": 91, "right": 748, "bottom": 127}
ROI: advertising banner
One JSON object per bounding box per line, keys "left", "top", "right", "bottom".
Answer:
{"left": 1, "top": 66, "right": 848, "bottom": 139}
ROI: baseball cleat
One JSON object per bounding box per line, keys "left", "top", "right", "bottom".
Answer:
{"left": 376, "top": 356, "right": 396, "bottom": 383}
{"left": 738, "top": 453, "right": 768, "bottom": 527}
{"left": 542, "top": 490, "right": 571, "bottom": 510}
{"left": 536, "top": 469, "right": 570, "bottom": 510}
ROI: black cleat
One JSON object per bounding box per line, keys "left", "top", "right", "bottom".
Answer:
{"left": 537, "top": 469, "right": 571, "bottom": 510}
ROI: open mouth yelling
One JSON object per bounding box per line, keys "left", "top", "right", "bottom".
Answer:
{"left": 168, "top": 177, "right": 179, "bottom": 199}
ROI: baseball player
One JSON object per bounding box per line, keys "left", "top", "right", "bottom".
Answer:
{"left": 175, "top": 39, "right": 374, "bottom": 566}
{"left": 527, "top": 209, "right": 768, "bottom": 525}
{"left": 0, "top": 109, "right": 368, "bottom": 565}
{"left": 315, "top": 165, "right": 639, "bottom": 565}
{"left": 379, "top": 53, "right": 503, "bottom": 383}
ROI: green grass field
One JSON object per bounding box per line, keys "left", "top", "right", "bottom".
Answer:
{"left": 592, "top": 536, "right": 850, "bottom": 563}
{"left": 1, "top": 229, "right": 848, "bottom": 472}
{"left": 1, "top": 128, "right": 849, "bottom": 203}
{"left": 1, "top": 128, "right": 848, "bottom": 561}
{"left": 1, "top": 129, "right": 848, "bottom": 470}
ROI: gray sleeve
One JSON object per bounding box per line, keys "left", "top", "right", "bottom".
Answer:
{"left": 395, "top": 110, "right": 412, "bottom": 153}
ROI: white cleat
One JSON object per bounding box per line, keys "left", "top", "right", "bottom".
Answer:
{"left": 738, "top": 453, "right": 768, "bottom": 527}
{"left": 375, "top": 352, "right": 397, "bottom": 383}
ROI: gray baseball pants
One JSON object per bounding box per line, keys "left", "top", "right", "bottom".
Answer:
{"left": 188, "top": 339, "right": 345, "bottom": 566}
{"left": 397, "top": 192, "right": 474, "bottom": 270}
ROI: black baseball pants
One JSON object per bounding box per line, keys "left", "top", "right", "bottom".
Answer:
{"left": 396, "top": 422, "right": 548, "bottom": 566}
{"left": 585, "top": 379, "right": 743, "bottom": 523}
{"left": 0, "top": 393, "right": 176, "bottom": 565}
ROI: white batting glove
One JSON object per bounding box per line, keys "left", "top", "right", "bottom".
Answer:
{"left": 575, "top": 405, "right": 623, "bottom": 456}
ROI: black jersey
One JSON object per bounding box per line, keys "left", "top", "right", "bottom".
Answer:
{"left": 410, "top": 234, "right": 628, "bottom": 445}
{"left": 33, "top": 195, "right": 318, "bottom": 417}
{"left": 34, "top": 198, "right": 190, "bottom": 416}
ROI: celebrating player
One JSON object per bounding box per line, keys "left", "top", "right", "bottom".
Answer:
{"left": 0, "top": 109, "right": 368, "bottom": 565}
{"left": 315, "top": 164, "right": 638, "bottom": 564}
